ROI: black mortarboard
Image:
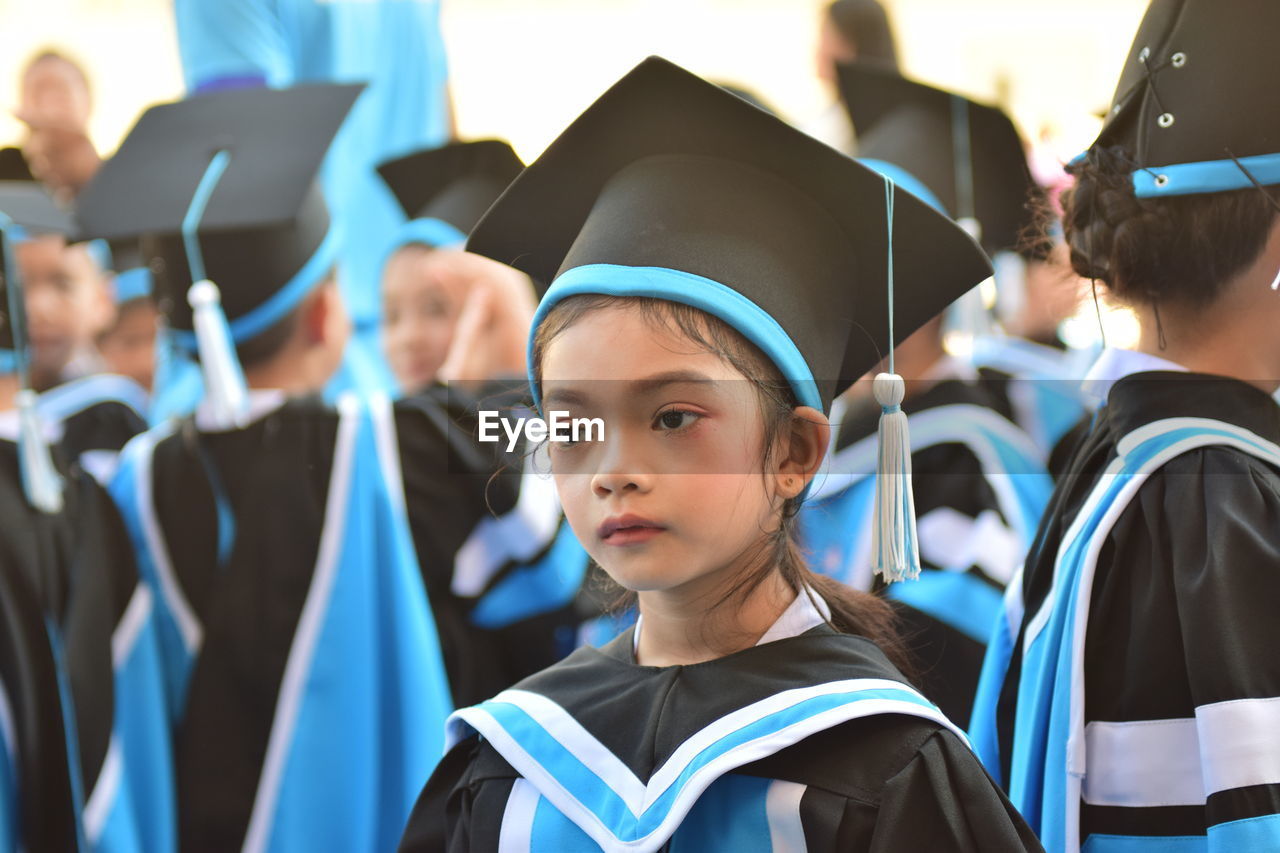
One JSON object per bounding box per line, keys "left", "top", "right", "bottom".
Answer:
{"left": 0, "top": 181, "right": 73, "bottom": 357}
{"left": 74, "top": 83, "right": 362, "bottom": 345}
{"left": 837, "top": 62, "right": 1039, "bottom": 257}
{"left": 466, "top": 57, "right": 991, "bottom": 413}
{"left": 377, "top": 140, "right": 523, "bottom": 250}
{"left": 1089, "top": 0, "right": 1280, "bottom": 198}
{"left": 0, "top": 148, "right": 35, "bottom": 182}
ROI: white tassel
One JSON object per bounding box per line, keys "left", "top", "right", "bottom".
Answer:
{"left": 870, "top": 372, "right": 920, "bottom": 582}
{"left": 16, "top": 389, "right": 63, "bottom": 513}
{"left": 188, "top": 280, "right": 248, "bottom": 430}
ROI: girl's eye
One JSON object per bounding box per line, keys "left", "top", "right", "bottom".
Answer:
{"left": 654, "top": 408, "right": 701, "bottom": 431}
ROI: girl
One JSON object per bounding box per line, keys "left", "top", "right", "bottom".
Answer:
{"left": 399, "top": 57, "right": 1040, "bottom": 852}
{"left": 970, "top": 1, "right": 1280, "bottom": 850}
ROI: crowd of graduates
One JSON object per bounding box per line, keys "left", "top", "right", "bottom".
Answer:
{"left": 2, "top": 0, "right": 1279, "bottom": 850}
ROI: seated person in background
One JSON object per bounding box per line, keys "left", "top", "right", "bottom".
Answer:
{"left": 377, "top": 140, "right": 527, "bottom": 393}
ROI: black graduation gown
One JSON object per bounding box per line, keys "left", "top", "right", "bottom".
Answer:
{"left": 983, "top": 372, "right": 1280, "bottom": 849}
{"left": 400, "top": 624, "right": 1042, "bottom": 852}
{"left": 804, "top": 378, "right": 1051, "bottom": 728}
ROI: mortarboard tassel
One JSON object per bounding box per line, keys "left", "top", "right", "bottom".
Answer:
{"left": 183, "top": 150, "right": 248, "bottom": 429}
{"left": 16, "top": 389, "right": 63, "bottom": 513}
{"left": 870, "top": 177, "right": 921, "bottom": 582}
{"left": 188, "top": 280, "right": 248, "bottom": 430}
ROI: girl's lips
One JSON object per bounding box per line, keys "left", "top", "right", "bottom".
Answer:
{"left": 598, "top": 514, "right": 667, "bottom": 546}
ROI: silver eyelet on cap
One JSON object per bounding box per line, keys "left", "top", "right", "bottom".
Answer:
{"left": 1157, "top": 112, "right": 1175, "bottom": 128}
{"left": 1154, "top": 174, "right": 1170, "bottom": 188}
{"left": 1138, "top": 46, "right": 1151, "bottom": 63}
{"left": 1171, "top": 51, "right": 1187, "bottom": 67}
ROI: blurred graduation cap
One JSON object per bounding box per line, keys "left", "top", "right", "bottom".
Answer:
{"left": 1088, "top": 0, "right": 1280, "bottom": 198}
{"left": 75, "top": 83, "right": 360, "bottom": 426}
{"left": 0, "top": 180, "right": 72, "bottom": 511}
{"left": 0, "top": 148, "right": 34, "bottom": 182}
{"left": 468, "top": 57, "right": 993, "bottom": 580}
{"left": 377, "top": 139, "right": 524, "bottom": 252}
{"left": 837, "top": 62, "right": 1041, "bottom": 258}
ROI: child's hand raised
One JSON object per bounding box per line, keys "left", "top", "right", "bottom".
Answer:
{"left": 436, "top": 252, "right": 536, "bottom": 386}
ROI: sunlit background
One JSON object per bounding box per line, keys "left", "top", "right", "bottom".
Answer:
{"left": 0, "top": 0, "right": 1149, "bottom": 344}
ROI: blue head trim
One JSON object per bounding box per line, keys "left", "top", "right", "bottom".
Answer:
{"left": 858, "top": 159, "right": 948, "bottom": 215}
{"left": 114, "top": 267, "right": 153, "bottom": 304}
{"left": 378, "top": 217, "right": 467, "bottom": 278}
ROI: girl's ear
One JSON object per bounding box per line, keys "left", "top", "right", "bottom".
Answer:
{"left": 775, "top": 406, "right": 830, "bottom": 500}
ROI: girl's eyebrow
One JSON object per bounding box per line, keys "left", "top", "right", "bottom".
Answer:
{"left": 631, "top": 369, "right": 717, "bottom": 394}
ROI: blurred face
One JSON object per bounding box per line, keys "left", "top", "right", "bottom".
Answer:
{"left": 19, "top": 237, "right": 112, "bottom": 384}
{"left": 98, "top": 300, "right": 158, "bottom": 390}
{"left": 815, "top": 14, "right": 856, "bottom": 84}
{"left": 382, "top": 245, "right": 471, "bottom": 391}
{"left": 21, "top": 56, "right": 91, "bottom": 132}
{"left": 541, "top": 305, "right": 781, "bottom": 597}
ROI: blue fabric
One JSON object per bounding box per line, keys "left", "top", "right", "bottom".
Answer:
{"left": 256, "top": 401, "right": 452, "bottom": 852}
{"left": 92, "top": 596, "right": 176, "bottom": 853}
{"left": 967, "top": 336, "right": 1091, "bottom": 453}
{"left": 322, "top": 327, "right": 397, "bottom": 404}
{"left": 994, "top": 421, "right": 1280, "bottom": 850}
{"left": 383, "top": 217, "right": 467, "bottom": 262}
{"left": 175, "top": 0, "right": 452, "bottom": 335}
{"left": 668, "top": 775, "right": 774, "bottom": 853}
{"left": 1132, "top": 151, "right": 1280, "bottom": 198}
{"left": 529, "top": 264, "right": 823, "bottom": 415}
{"left": 859, "top": 159, "right": 949, "bottom": 214}
{"left": 528, "top": 791, "right": 601, "bottom": 852}
{"left": 45, "top": 621, "right": 88, "bottom": 851}
{"left": 37, "top": 374, "right": 149, "bottom": 425}
{"left": 968, "top": 582, "right": 1019, "bottom": 785}
{"left": 113, "top": 268, "right": 153, "bottom": 305}
{"left": 148, "top": 339, "right": 203, "bottom": 426}
{"left": 887, "top": 570, "right": 1003, "bottom": 644}
{"left": 469, "top": 523, "right": 590, "bottom": 630}
{"left": 1209, "top": 813, "right": 1280, "bottom": 850}
{"left": 1082, "top": 836, "right": 1206, "bottom": 853}
{"left": 472, "top": 685, "right": 935, "bottom": 844}
{"left": 0, "top": 694, "right": 14, "bottom": 853}
{"left": 0, "top": 350, "right": 16, "bottom": 375}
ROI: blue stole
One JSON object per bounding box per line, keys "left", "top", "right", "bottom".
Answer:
{"left": 971, "top": 418, "right": 1280, "bottom": 852}
{"left": 452, "top": 679, "right": 964, "bottom": 852}
{"left": 968, "top": 336, "right": 1093, "bottom": 455}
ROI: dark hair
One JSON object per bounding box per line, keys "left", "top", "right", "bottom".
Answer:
{"left": 531, "top": 294, "right": 912, "bottom": 673}
{"left": 1062, "top": 145, "right": 1280, "bottom": 309}
{"left": 827, "top": 0, "right": 900, "bottom": 70}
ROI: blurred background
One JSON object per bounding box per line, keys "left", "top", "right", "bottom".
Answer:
{"left": 2, "top": 0, "right": 1148, "bottom": 165}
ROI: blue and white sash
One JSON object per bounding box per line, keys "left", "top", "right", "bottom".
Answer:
{"left": 974, "top": 417, "right": 1280, "bottom": 852}
{"left": 449, "top": 679, "right": 965, "bottom": 852}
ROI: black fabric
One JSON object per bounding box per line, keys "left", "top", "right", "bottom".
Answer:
{"left": 57, "top": 398, "right": 148, "bottom": 461}
{"left": 837, "top": 63, "right": 1041, "bottom": 256}
{"left": 0, "top": 148, "right": 34, "bottom": 182}
{"left": 1094, "top": 0, "right": 1280, "bottom": 172}
{"left": 400, "top": 624, "right": 1042, "bottom": 852}
{"left": 467, "top": 56, "right": 992, "bottom": 410}
{"left": 993, "top": 372, "right": 1280, "bottom": 843}
{"left": 377, "top": 139, "right": 523, "bottom": 231}
{"left": 74, "top": 84, "right": 361, "bottom": 334}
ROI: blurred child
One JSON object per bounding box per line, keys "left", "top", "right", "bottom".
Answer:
{"left": 97, "top": 266, "right": 158, "bottom": 391}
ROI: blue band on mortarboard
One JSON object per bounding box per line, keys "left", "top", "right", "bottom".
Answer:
{"left": 114, "top": 267, "right": 153, "bottom": 304}
{"left": 85, "top": 239, "right": 112, "bottom": 272}
{"left": 525, "top": 263, "right": 823, "bottom": 415}
{"left": 858, "top": 159, "right": 949, "bottom": 216}
{"left": 379, "top": 217, "right": 467, "bottom": 275}
{"left": 169, "top": 222, "right": 343, "bottom": 352}
{"left": 1132, "top": 151, "right": 1280, "bottom": 197}
{"left": 0, "top": 350, "right": 18, "bottom": 374}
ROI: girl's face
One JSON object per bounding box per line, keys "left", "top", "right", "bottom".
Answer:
{"left": 382, "top": 245, "right": 469, "bottom": 392}
{"left": 541, "top": 305, "right": 784, "bottom": 599}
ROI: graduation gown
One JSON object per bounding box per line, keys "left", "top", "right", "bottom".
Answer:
{"left": 0, "top": 437, "right": 173, "bottom": 853}
{"left": 799, "top": 374, "right": 1053, "bottom": 727}
{"left": 37, "top": 373, "right": 149, "bottom": 483}
{"left": 400, "top": 612, "right": 1041, "bottom": 852}
{"left": 971, "top": 372, "right": 1280, "bottom": 852}
{"left": 108, "top": 385, "right": 586, "bottom": 852}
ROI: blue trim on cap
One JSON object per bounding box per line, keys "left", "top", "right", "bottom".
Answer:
{"left": 170, "top": 223, "right": 342, "bottom": 351}
{"left": 379, "top": 217, "right": 466, "bottom": 278}
{"left": 0, "top": 350, "right": 17, "bottom": 374}
{"left": 5, "top": 224, "right": 29, "bottom": 244}
{"left": 114, "top": 267, "right": 153, "bottom": 304}
{"left": 1133, "top": 151, "right": 1280, "bottom": 197}
{"left": 525, "top": 263, "right": 823, "bottom": 414}
{"left": 858, "top": 159, "right": 948, "bottom": 215}
{"left": 84, "top": 239, "right": 112, "bottom": 272}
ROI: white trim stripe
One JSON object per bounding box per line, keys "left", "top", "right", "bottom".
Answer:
{"left": 1197, "top": 696, "right": 1280, "bottom": 797}
{"left": 242, "top": 395, "right": 360, "bottom": 853}
{"left": 765, "top": 780, "right": 808, "bottom": 853}
{"left": 134, "top": 424, "right": 203, "bottom": 654}
{"left": 83, "top": 735, "right": 123, "bottom": 843}
{"left": 112, "top": 583, "right": 153, "bottom": 669}
{"left": 0, "top": 678, "right": 16, "bottom": 785}
{"left": 368, "top": 392, "right": 407, "bottom": 520}
{"left": 1082, "top": 718, "right": 1204, "bottom": 807}
{"left": 499, "top": 779, "right": 540, "bottom": 853}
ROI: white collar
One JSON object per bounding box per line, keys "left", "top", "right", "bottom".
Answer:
{"left": 632, "top": 585, "right": 832, "bottom": 658}
{"left": 1081, "top": 347, "right": 1189, "bottom": 405}
{"left": 193, "top": 388, "right": 289, "bottom": 432}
